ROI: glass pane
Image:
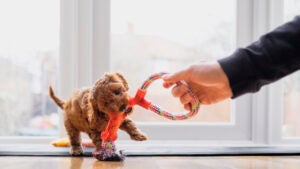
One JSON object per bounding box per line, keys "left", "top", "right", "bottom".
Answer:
{"left": 0, "top": 0, "right": 59, "bottom": 136}
{"left": 282, "top": 0, "right": 300, "bottom": 137}
{"left": 284, "top": 0, "right": 300, "bottom": 21}
{"left": 110, "top": 0, "right": 235, "bottom": 123}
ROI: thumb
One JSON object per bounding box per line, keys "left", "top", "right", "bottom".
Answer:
{"left": 163, "top": 69, "right": 189, "bottom": 83}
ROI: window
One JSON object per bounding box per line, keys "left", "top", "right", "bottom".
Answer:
{"left": 110, "top": 0, "right": 235, "bottom": 123}
{"left": 282, "top": 0, "right": 300, "bottom": 138}
{"left": 57, "top": 0, "right": 251, "bottom": 142}
{"left": 2, "top": 0, "right": 300, "bottom": 146}
{"left": 0, "top": 0, "right": 59, "bottom": 136}
{"left": 108, "top": 0, "right": 254, "bottom": 141}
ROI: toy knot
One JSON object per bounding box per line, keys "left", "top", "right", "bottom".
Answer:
{"left": 129, "top": 89, "right": 151, "bottom": 109}
{"left": 101, "top": 112, "right": 126, "bottom": 142}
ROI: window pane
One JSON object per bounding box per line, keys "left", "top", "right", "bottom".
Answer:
{"left": 0, "top": 0, "right": 59, "bottom": 136}
{"left": 284, "top": 0, "right": 300, "bottom": 21}
{"left": 282, "top": 0, "right": 300, "bottom": 137}
{"left": 111, "top": 0, "right": 235, "bottom": 123}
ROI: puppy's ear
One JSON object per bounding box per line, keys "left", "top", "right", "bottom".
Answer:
{"left": 104, "top": 72, "right": 113, "bottom": 80}
{"left": 116, "top": 73, "right": 129, "bottom": 91}
{"left": 90, "top": 99, "right": 97, "bottom": 112}
{"left": 90, "top": 89, "right": 99, "bottom": 113}
{"left": 90, "top": 78, "right": 106, "bottom": 113}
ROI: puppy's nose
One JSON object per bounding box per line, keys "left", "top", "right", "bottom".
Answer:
{"left": 119, "top": 104, "right": 126, "bottom": 112}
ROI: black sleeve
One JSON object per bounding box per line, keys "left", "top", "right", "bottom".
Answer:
{"left": 218, "top": 16, "right": 300, "bottom": 98}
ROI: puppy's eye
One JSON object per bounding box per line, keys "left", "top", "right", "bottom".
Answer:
{"left": 113, "top": 90, "right": 120, "bottom": 95}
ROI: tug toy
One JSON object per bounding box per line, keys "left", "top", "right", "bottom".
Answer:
{"left": 93, "top": 72, "right": 200, "bottom": 161}
{"left": 93, "top": 112, "right": 127, "bottom": 161}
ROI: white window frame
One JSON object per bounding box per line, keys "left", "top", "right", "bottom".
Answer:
{"left": 59, "top": 0, "right": 254, "bottom": 142}
{"left": 244, "top": 0, "right": 285, "bottom": 145}
{"left": 267, "top": 0, "right": 300, "bottom": 144}
{"left": 249, "top": 0, "right": 300, "bottom": 145}
{"left": 1, "top": 0, "right": 297, "bottom": 146}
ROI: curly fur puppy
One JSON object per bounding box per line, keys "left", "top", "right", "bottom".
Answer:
{"left": 49, "top": 73, "right": 147, "bottom": 155}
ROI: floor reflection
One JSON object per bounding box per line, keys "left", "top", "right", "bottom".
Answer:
{"left": 69, "top": 158, "right": 83, "bottom": 169}
{"left": 1, "top": 156, "right": 300, "bottom": 169}
{"left": 92, "top": 160, "right": 124, "bottom": 169}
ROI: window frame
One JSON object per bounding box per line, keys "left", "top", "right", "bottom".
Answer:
{"left": 59, "top": 0, "right": 253, "bottom": 142}
{"left": 245, "top": 0, "right": 300, "bottom": 145}
{"left": 271, "top": 0, "right": 300, "bottom": 144}
{"left": 1, "top": 0, "right": 297, "bottom": 146}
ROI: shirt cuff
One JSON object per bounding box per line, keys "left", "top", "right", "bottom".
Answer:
{"left": 218, "top": 49, "right": 259, "bottom": 98}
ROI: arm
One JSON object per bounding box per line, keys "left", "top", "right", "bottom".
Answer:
{"left": 218, "top": 16, "right": 300, "bottom": 98}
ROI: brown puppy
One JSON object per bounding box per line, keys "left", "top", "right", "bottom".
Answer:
{"left": 49, "top": 73, "right": 147, "bottom": 155}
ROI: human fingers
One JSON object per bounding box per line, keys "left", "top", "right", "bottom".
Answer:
{"left": 163, "top": 82, "right": 175, "bottom": 88}
{"left": 184, "top": 103, "right": 191, "bottom": 111}
{"left": 162, "top": 69, "right": 189, "bottom": 83}
{"left": 180, "top": 92, "right": 193, "bottom": 105}
{"left": 171, "top": 83, "right": 189, "bottom": 98}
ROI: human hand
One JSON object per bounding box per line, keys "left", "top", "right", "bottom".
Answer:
{"left": 163, "top": 61, "right": 233, "bottom": 110}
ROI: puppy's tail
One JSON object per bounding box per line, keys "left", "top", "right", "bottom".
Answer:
{"left": 49, "top": 86, "right": 65, "bottom": 109}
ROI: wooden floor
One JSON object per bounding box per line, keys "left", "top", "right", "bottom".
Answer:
{"left": 1, "top": 156, "right": 300, "bottom": 169}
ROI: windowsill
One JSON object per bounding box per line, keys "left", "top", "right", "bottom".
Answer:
{"left": 0, "top": 136, "right": 56, "bottom": 144}
{"left": 1, "top": 142, "right": 300, "bottom": 156}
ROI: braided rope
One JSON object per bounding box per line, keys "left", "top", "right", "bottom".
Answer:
{"left": 137, "top": 72, "right": 200, "bottom": 120}
{"left": 93, "top": 141, "right": 124, "bottom": 161}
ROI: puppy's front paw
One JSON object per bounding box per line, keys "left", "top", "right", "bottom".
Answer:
{"left": 131, "top": 133, "right": 147, "bottom": 141}
{"left": 70, "top": 146, "right": 84, "bottom": 156}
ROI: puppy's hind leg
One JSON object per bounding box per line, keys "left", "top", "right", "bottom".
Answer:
{"left": 65, "top": 120, "right": 84, "bottom": 156}
{"left": 120, "top": 118, "right": 147, "bottom": 141}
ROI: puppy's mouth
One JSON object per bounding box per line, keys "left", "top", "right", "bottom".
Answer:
{"left": 107, "top": 104, "right": 131, "bottom": 113}
{"left": 125, "top": 107, "right": 132, "bottom": 114}
{"left": 119, "top": 104, "right": 126, "bottom": 112}
{"left": 119, "top": 104, "right": 132, "bottom": 113}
